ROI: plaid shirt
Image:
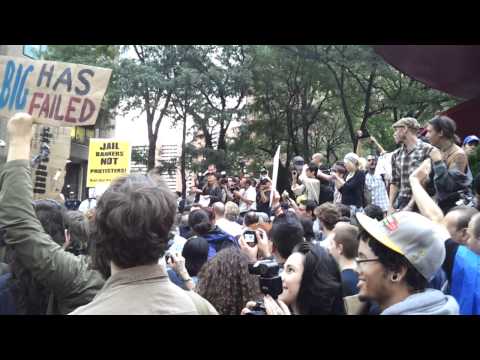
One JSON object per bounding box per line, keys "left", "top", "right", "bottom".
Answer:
{"left": 391, "top": 139, "right": 433, "bottom": 208}
{"left": 365, "top": 172, "right": 389, "bottom": 212}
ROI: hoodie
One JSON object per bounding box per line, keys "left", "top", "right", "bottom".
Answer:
{"left": 381, "top": 288, "right": 459, "bottom": 315}
{"left": 202, "top": 226, "right": 238, "bottom": 259}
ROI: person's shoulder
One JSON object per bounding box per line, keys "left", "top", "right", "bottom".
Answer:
{"left": 342, "top": 268, "right": 359, "bottom": 278}
{"left": 418, "top": 139, "right": 433, "bottom": 149}
{"left": 452, "top": 145, "right": 467, "bottom": 159}
{"left": 186, "top": 290, "right": 219, "bottom": 315}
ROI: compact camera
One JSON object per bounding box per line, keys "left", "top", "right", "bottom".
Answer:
{"left": 243, "top": 230, "right": 257, "bottom": 247}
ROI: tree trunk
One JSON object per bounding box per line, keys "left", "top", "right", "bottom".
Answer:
{"left": 181, "top": 104, "right": 187, "bottom": 200}
{"left": 355, "top": 68, "right": 377, "bottom": 153}
{"left": 148, "top": 137, "right": 157, "bottom": 170}
{"left": 217, "top": 126, "right": 227, "bottom": 151}
{"left": 146, "top": 113, "right": 156, "bottom": 170}
{"left": 302, "top": 119, "right": 310, "bottom": 160}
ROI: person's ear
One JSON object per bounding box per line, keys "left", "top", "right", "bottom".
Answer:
{"left": 460, "top": 228, "right": 469, "bottom": 245}
{"left": 337, "top": 243, "right": 344, "bottom": 255}
{"left": 390, "top": 266, "right": 407, "bottom": 283}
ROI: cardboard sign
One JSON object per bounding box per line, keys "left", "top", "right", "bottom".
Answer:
{"left": 31, "top": 124, "right": 71, "bottom": 201}
{"left": 87, "top": 139, "right": 131, "bottom": 187}
{"left": 0, "top": 55, "right": 112, "bottom": 127}
{"left": 270, "top": 145, "right": 281, "bottom": 207}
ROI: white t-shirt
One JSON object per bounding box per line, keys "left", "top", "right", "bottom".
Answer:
{"left": 239, "top": 186, "right": 257, "bottom": 213}
{"left": 375, "top": 152, "right": 393, "bottom": 182}
{"left": 216, "top": 218, "right": 243, "bottom": 237}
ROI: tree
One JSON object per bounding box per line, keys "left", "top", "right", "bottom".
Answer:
{"left": 117, "top": 45, "right": 181, "bottom": 170}
{"left": 235, "top": 46, "right": 338, "bottom": 170}
{"left": 170, "top": 54, "right": 201, "bottom": 199}
{"left": 185, "top": 45, "right": 253, "bottom": 153}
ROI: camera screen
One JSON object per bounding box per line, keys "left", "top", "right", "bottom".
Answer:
{"left": 244, "top": 232, "right": 256, "bottom": 243}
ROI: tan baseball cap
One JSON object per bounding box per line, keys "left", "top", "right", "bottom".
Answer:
{"left": 392, "top": 117, "right": 420, "bottom": 130}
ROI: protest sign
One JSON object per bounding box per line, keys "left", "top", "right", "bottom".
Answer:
{"left": 87, "top": 139, "right": 131, "bottom": 187}
{"left": 0, "top": 55, "right": 112, "bottom": 127}
{"left": 270, "top": 145, "right": 281, "bottom": 207}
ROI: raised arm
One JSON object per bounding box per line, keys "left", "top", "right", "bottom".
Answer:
{"left": 409, "top": 159, "right": 444, "bottom": 224}
{"left": 370, "top": 136, "right": 387, "bottom": 155}
{"left": 0, "top": 113, "right": 104, "bottom": 313}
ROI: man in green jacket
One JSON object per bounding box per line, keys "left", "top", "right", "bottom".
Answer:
{"left": 0, "top": 114, "right": 105, "bottom": 314}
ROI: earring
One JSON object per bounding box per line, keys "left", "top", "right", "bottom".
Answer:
{"left": 391, "top": 274, "right": 399, "bottom": 281}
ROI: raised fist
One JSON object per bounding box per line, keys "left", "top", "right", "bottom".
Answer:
{"left": 7, "top": 113, "right": 34, "bottom": 143}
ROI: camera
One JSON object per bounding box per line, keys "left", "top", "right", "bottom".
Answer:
{"left": 245, "top": 301, "right": 268, "bottom": 316}
{"left": 319, "top": 164, "right": 331, "bottom": 175}
{"left": 248, "top": 260, "right": 283, "bottom": 298}
{"left": 243, "top": 230, "right": 257, "bottom": 247}
{"left": 247, "top": 260, "right": 283, "bottom": 315}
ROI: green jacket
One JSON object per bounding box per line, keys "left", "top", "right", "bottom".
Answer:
{"left": 0, "top": 160, "right": 105, "bottom": 314}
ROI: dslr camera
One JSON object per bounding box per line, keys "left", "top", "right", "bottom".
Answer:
{"left": 247, "top": 259, "right": 283, "bottom": 315}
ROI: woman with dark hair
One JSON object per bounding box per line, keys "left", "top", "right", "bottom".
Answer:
{"left": 299, "top": 217, "right": 315, "bottom": 243}
{"left": 196, "top": 247, "right": 261, "bottom": 315}
{"left": 243, "top": 242, "right": 346, "bottom": 315}
{"left": 188, "top": 209, "right": 237, "bottom": 259}
{"left": 426, "top": 115, "right": 471, "bottom": 213}
{"left": 167, "top": 236, "right": 209, "bottom": 290}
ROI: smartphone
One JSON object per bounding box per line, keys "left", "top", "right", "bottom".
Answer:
{"left": 244, "top": 230, "right": 257, "bottom": 247}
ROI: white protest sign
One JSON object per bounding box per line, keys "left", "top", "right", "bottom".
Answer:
{"left": 0, "top": 55, "right": 112, "bottom": 127}
{"left": 270, "top": 145, "right": 281, "bottom": 207}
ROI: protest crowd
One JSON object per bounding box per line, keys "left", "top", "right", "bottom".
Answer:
{"left": 1, "top": 112, "right": 480, "bottom": 315}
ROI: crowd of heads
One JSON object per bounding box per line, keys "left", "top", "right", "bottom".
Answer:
{"left": 2, "top": 112, "right": 480, "bottom": 315}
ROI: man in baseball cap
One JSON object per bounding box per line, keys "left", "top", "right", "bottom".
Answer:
{"left": 462, "top": 135, "right": 480, "bottom": 156}
{"left": 390, "top": 117, "right": 434, "bottom": 212}
{"left": 355, "top": 211, "right": 459, "bottom": 315}
{"left": 392, "top": 117, "right": 421, "bottom": 130}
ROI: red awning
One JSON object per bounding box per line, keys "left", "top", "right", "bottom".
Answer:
{"left": 374, "top": 45, "right": 480, "bottom": 139}
{"left": 374, "top": 45, "right": 480, "bottom": 100}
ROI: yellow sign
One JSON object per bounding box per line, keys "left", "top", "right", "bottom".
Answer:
{"left": 87, "top": 139, "right": 131, "bottom": 187}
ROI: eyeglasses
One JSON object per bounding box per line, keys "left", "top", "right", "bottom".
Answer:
{"left": 367, "top": 159, "right": 376, "bottom": 162}
{"left": 355, "top": 257, "right": 380, "bottom": 268}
